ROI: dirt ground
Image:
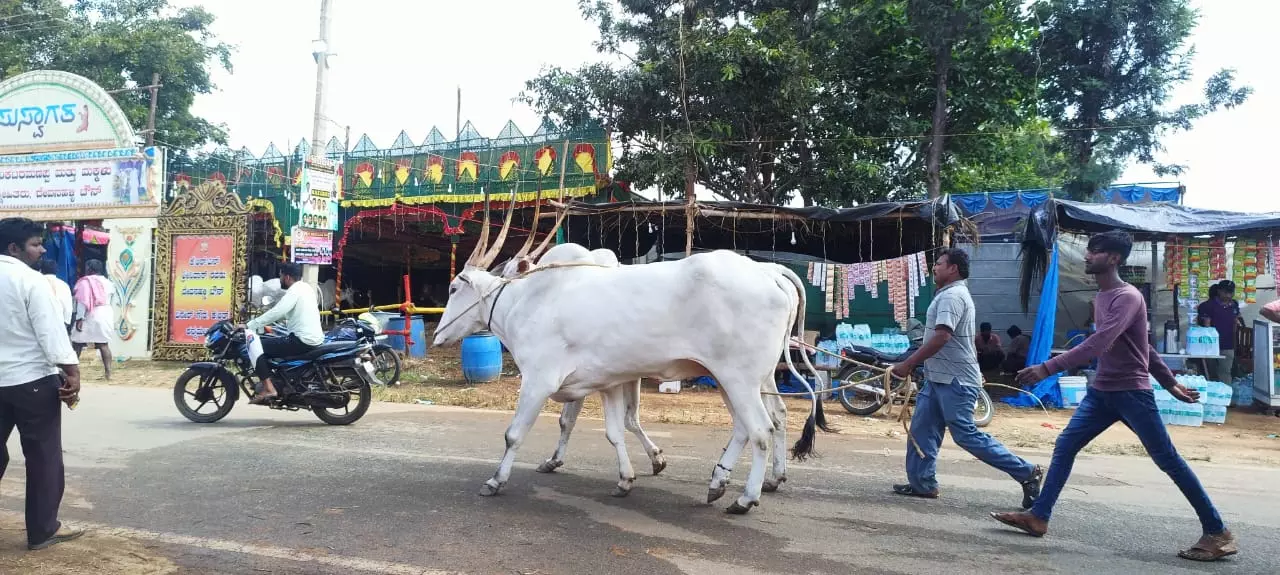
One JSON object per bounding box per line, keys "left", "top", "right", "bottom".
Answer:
{"left": 84, "top": 346, "right": 1280, "bottom": 466}
{"left": 0, "top": 515, "right": 177, "bottom": 575}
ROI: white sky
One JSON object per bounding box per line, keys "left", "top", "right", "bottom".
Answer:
{"left": 181, "top": 0, "right": 1277, "bottom": 211}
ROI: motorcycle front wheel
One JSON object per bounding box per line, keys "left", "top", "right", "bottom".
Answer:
{"left": 312, "top": 375, "right": 372, "bottom": 425}
{"left": 174, "top": 367, "right": 238, "bottom": 423}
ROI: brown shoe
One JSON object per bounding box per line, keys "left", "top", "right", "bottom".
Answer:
{"left": 990, "top": 511, "right": 1048, "bottom": 537}
{"left": 28, "top": 524, "right": 85, "bottom": 550}
{"left": 1178, "top": 529, "right": 1238, "bottom": 562}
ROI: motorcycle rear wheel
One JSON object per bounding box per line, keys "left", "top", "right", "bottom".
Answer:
{"left": 836, "top": 365, "right": 885, "bottom": 416}
{"left": 312, "top": 376, "right": 372, "bottom": 425}
{"left": 973, "top": 387, "right": 994, "bottom": 428}
{"left": 372, "top": 344, "right": 401, "bottom": 386}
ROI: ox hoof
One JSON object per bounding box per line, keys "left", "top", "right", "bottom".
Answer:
{"left": 725, "top": 500, "right": 759, "bottom": 515}
{"left": 706, "top": 485, "right": 727, "bottom": 504}
{"left": 761, "top": 477, "right": 787, "bottom": 493}
{"left": 536, "top": 460, "right": 563, "bottom": 474}
{"left": 478, "top": 481, "right": 504, "bottom": 497}
{"left": 612, "top": 485, "right": 634, "bottom": 498}
{"left": 652, "top": 457, "right": 668, "bottom": 476}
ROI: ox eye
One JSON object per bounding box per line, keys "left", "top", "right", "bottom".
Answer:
{"left": 450, "top": 286, "right": 458, "bottom": 294}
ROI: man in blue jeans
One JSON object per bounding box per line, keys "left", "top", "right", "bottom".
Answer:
{"left": 890, "top": 248, "right": 1043, "bottom": 508}
{"left": 992, "top": 230, "right": 1236, "bottom": 562}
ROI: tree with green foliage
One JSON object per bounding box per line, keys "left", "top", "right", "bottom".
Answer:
{"left": 0, "top": 0, "right": 232, "bottom": 150}
{"left": 525, "top": 1, "right": 1055, "bottom": 205}
{"left": 1032, "top": 0, "right": 1251, "bottom": 200}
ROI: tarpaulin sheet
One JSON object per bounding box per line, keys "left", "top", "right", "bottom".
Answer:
{"left": 954, "top": 184, "right": 1179, "bottom": 239}
{"left": 1005, "top": 245, "right": 1064, "bottom": 409}
{"left": 1028, "top": 199, "right": 1280, "bottom": 244}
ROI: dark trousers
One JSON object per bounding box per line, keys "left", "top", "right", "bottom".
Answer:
{"left": 1031, "top": 387, "right": 1226, "bottom": 535}
{"left": 0, "top": 375, "right": 65, "bottom": 546}
{"left": 255, "top": 333, "right": 316, "bottom": 382}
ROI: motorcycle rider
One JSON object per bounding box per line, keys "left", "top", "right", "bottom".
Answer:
{"left": 241, "top": 262, "right": 325, "bottom": 403}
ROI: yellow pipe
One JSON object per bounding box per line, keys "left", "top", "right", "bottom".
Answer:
{"left": 320, "top": 306, "right": 446, "bottom": 317}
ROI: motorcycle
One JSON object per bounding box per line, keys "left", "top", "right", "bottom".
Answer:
{"left": 173, "top": 320, "right": 377, "bottom": 425}
{"left": 834, "top": 344, "right": 994, "bottom": 428}
{"left": 325, "top": 315, "right": 401, "bottom": 386}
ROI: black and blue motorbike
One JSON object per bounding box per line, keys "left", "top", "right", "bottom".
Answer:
{"left": 173, "top": 320, "right": 377, "bottom": 425}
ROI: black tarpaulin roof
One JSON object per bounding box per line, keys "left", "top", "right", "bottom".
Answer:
{"left": 1031, "top": 199, "right": 1280, "bottom": 242}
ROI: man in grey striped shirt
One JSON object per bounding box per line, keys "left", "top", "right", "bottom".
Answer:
{"left": 888, "top": 248, "right": 1042, "bottom": 507}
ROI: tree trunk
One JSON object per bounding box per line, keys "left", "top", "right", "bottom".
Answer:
{"left": 926, "top": 43, "right": 952, "bottom": 199}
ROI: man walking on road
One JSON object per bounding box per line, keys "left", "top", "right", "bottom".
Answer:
{"left": 889, "top": 248, "right": 1043, "bottom": 508}
{"left": 991, "top": 230, "right": 1236, "bottom": 562}
{"left": 0, "top": 217, "right": 85, "bottom": 550}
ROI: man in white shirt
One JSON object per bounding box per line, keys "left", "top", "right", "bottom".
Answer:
{"left": 242, "top": 262, "right": 325, "bottom": 403}
{"left": 39, "top": 259, "right": 74, "bottom": 331}
{"left": 0, "top": 217, "right": 84, "bottom": 550}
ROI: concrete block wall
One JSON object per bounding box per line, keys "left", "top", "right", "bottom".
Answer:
{"left": 958, "top": 242, "right": 1039, "bottom": 336}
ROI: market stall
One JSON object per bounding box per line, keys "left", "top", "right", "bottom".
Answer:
{"left": 1014, "top": 198, "right": 1280, "bottom": 416}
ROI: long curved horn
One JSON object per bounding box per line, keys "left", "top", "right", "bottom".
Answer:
{"left": 465, "top": 189, "right": 493, "bottom": 267}
{"left": 514, "top": 184, "right": 543, "bottom": 259}
{"left": 529, "top": 203, "right": 570, "bottom": 260}
{"left": 478, "top": 187, "right": 519, "bottom": 268}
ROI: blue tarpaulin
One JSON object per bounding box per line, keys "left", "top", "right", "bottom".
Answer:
{"left": 1004, "top": 245, "right": 1064, "bottom": 408}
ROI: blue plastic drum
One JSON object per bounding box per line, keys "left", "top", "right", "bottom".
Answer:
{"left": 461, "top": 331, "right": 503, "bottom": 383}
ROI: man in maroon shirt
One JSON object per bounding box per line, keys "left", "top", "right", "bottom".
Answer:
{"left": 1196, "top": 280, "right": 1243, "bottom": 384}
{"left": 990, "top": 230, "right": 1236, "bottom": 562}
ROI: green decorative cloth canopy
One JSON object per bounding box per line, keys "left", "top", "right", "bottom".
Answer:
{"left": 166, "top": 119, "right": 613, "bottom": 243}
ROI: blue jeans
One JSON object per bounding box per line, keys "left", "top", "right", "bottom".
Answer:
{"left": 906, "top": 379, "right": 1036, "bottom": 492}
{"left": 1031, "top": 387, "right": 1226, "bottom": 535}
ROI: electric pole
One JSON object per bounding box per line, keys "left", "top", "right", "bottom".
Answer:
{"left": 303, "top": 0, "right": 334, "bottom": 287}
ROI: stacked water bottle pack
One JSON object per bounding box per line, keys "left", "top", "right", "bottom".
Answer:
{"left": 1202, "top": 379, "right": 1235, "bottom": 425}
{"left": 1184, "top": 326, "right": 1221, "bottom": 357}
{"left": 1153, "top": 375, "right": 1233, "bottom": 426}
{"left": 1230, "top": 375, "right": 1254, "bottom": 407}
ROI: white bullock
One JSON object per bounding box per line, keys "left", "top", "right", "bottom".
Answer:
{"left": 503, "top": 241, "right": 825, "bottom": 498}
{"left": 435, "top": 203, "right": 824, "bottom": 513}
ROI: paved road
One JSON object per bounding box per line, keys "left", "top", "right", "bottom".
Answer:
{"left": 3, "top": 385, "right": 1278, "bottom": 574}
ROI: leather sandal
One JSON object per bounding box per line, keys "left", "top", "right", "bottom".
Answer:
{"left": 1178, "top": 530, "right": 1238, "bottom": 562}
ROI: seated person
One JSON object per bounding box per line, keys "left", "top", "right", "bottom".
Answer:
{"left": 1002, "top": 325, "right": 1032, "bottom": 373}
{"left": 243, "top": 262, "right": 326, "bottom": 403}
{"left": 975, "top": 322, "right": 1005, "bottom": 371}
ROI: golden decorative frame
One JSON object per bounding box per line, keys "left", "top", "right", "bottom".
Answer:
{"left": 150, "top": 181, "right": 250, "bottom": 362}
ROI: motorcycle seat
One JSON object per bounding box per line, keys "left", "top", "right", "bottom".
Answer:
{"left": 276, "top": 342, "right": 361, "bottom": 361}
{"left": 844, "top": 345, "right": 912, "bottom": 364}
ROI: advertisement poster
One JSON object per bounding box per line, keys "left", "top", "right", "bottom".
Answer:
{"left": 291, "top": 226, "right": 333, "bottom": 265}
{"left": 0, "top": 148, "right": 151, "bottom": 210}
{"left": 299, "top": 159, "right": 338, "bottom": 231}
{"left": 168, "top": 235, "right": 234, "bottom": 344}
